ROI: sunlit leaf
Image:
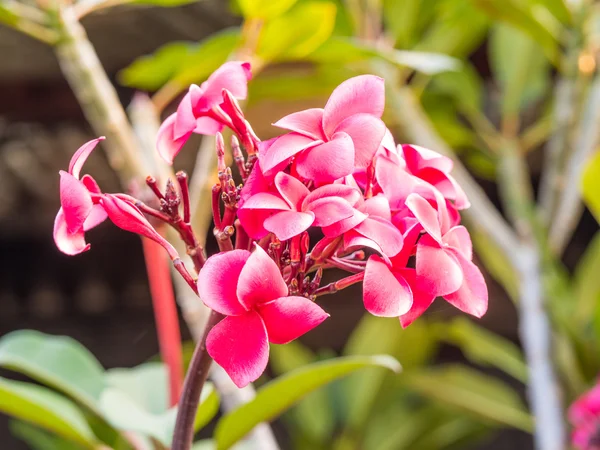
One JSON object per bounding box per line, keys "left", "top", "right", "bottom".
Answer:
{"left": 256, "top": 1, "right": 337, "bottom": 62}
{"left": 236, "top": 0, "right": 298, "bottom": 19}
{"left": 572, "top": 232, "right": 600, "bottom": 326}
{"left": 215, "top": 355, "right": 400, "bottom": 449}
{"left": 582, "top": 151, "right": 600, "bottom": 225}
{"left": 0, "top": 330, "right": 105, "bottom": 413}
{"left": 0, "top": 378, "right": 97, "bottom": 447}
{"left": 10, "top": 421, "right": 86, "bottom": 450}
{"left": 404, "top": 365, "right": 533, "bottom": 431}
{"left": 0, "top": 1, "right": 18, "bottom": 26}
{"left": 442, "top": 317, "right": 528, "bottom": 382}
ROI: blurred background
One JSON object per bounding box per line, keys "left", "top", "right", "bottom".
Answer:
{"left": 2, "top": 0, "right": 600, "bottom": 448}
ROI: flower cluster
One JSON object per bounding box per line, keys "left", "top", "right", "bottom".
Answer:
{"left": 54, "top": 61, "right": 488, "bottom": 388}
{"left": 570, "top": 382, "right": 600, "bottom": 450}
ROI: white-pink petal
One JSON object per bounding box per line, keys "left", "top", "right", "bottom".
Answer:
{"left": 263, "top": 210, "right": 315, "bottom": 242}
{"left": 443, "top": 249, "right": 488, "bottom": 318}
{"left": 294, "top": 133, "right": 355, "bottom": 184}
{"left": 260, "top": 133, "right": 321, "bottom": 176}
{"left": 334, "top": 113, "right": 386, "bottom": 168}
{"left": 68, "top": 137, "right": 104, "bottom": 179}
{"left": 273, "top": 108, "right": 325, "bottom": 140}
{"left": 363, "top": 256, "right": 412, "bottom": 317}
{"left": 415, "top": 235, "right": 463, "bottom": 297}
{"left": 53, "top": 208, "right": 90, "bottom": 256}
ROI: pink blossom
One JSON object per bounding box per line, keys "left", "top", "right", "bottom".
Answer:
{"left": 570, "top": 383, "right": 600, "bottom": 449}
{"left": 238, "top": 172, "right": 360, "bottom": 240}
{"left": 260, "top": 75, "right": 387, "bottom": 184}
{"left": 157, "top": 61, "right": 252, "bottom": 164}
{"left": 198, "top": 245, "right": 329, "bottom": 387}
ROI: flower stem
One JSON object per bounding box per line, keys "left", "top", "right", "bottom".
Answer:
{"left": 141, "top": 237, "right": 183, "bottom": 407}
{"left": 171, "top": 310, "right": 223, "bottom": 450}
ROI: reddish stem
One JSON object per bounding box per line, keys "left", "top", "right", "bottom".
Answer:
{"left": 176, "top": 171, "right": 191, "bottom": 224}
{"left": 141, "top": 236, "right": 184, "bottom": 407}
{"left": 314, "top": 271, "right": 365, "bottom": 297}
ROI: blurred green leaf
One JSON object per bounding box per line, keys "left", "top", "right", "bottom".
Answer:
{"left": 10, "top": 421, "right": 87, "bottom": 450}
{"left": 192, "top": 440, "right": 215, "bottom": 450}
{"left": 215, "top": 355, "right": 400, "bottom": 449}
{"left": 0, "top": 1, "right": 18, "bottom": 26}
{"left": 404, "top": 365, "right": 534, "bottom": 431}
{"left": 430, "top": 64, "right": 483, "bottom": 113}
{"left": 573, "top": 232, "right": 600, "bottom": 325}
{"left": 256, "top": 1, "right": 337, "bottom": 62}
{"left": 383, "top": 0, "right": 433, "bottom": 48}
{"left": 490, "top": 23, "right": 550, "bottom": 120}
{"left": 442, "top": 318, "right": 528, "bottom": 382}
{"left": 408, "top": 415, "right": 489, "bottom": 450}
{"left": 106, "top": 363, "right": 168, "bottom": 415}
{"left": 0, "top": 378, "right": 97, "bottom": 447}
{"left": 119, "top": 29, "right": 240, "bottom": 90}
{"left": 237, "top": 0, "right": 298, "bottom": 19}
{"left": 0, "top": 330, "right": 105, "bottom": 412}
{"left": 270, "top": 342, "right": 334, "bottom": 445}
{"left": 582, "top": 150, "right": 600, "bottom": 225}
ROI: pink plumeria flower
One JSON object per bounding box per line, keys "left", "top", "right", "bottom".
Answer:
{"left": 157, "top": 61, "right": 252, "bottom": 164}
{"left": 54, "top": 138, "right": 179, "bottom": 260}
{"left": 259, "top": 75, "right": 387, "bottom": 184}
{"left": 54, "top": 137, "right": 109, "bottom": 255}
{"left": 238, "top": 172, "right": 360, "bottom": 241}
{"left": 570, "top": 382, "right": 600, "bottom": 449}
{"left": 199, "top": 245, "right": 329, "bottom": 387}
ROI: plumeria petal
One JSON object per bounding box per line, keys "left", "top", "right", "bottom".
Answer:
{"left": 321, "top": 209, "right": 368, "bottom": 237}
{"left": 362, "top": 195, "right": 391, "bottom": 221}
{"left": 274, "top": 172, "right": 310, "bottom": 210}
{"left": 355, "top": 216, "right": 403, "bottom": 257}
{"left": 194, "top": 116, "right": 224, "bottom": 135}
{"left": 53, "top": 208, "right": 90, "bottom": 255}
{"left": 416, "top": 235, "right": 463, "bottom": 297}
{"left": 443, "top": 249, "right": 488, "bottom": 318}
{"left": 334, "top": 113, "right": 386, "bottom": 168}
{"left": 238, "top": 192, "right": 291, "bottom": 238}
{"left": 260, "top": 133, "right": 321, "bottom": 176}
{"left": 198, "top": 249, "right": 250, "bottom": 315}
{"left": 157, "top": 113, "right": 192, "bottom": 165}
{"left": 198, "top": 61, "right": 252, "bottom": 109}
{"left": 273, "top": 108, "right": 325, "bottom": 140}
{"left": 81, "top": 175, "right": 102, "bottom": 195}
{"left": 309, "top": 197, "right": 355, "bottom": 227}
{"left": 303, "top": 184, "right": 362, "bottom": 208}
{"left": 402, "top": 144, "right": 453, "bottom": 174}
{"left": 344, "top": 232, "right": 384, "bottom": 255}
{"left": 206, "top": 311, "right": 269, "bottom": 388}
{"left": 443, "top": 226, "right": 473, "bottom": 260}
{"left": 295, "top": 132, "right": 355, "bottom": 184}
{"left": 83, "top": 204, "right": 108, "bottom": 231}
{"left": 406, "top": 193, "right": 442, "bottom": 243}
{"left": 398, "top": 268, "right": 436, "bottom": 328}
{"left": 264, "top": 210, "right": 315, "bottom": 241}
{"left": 174, "top": 85, "right": 202, "bottom": 138}
{"left": 363, "top": 256, "right": 412, "bottom": 317}
{"left": 237, "top": 245, "right": 289, "bottom": 309}
{"left": 376, "top": 156, "right": 416, "bottom": 210}
{"left": 68, "top": 137, "right": 104, "bottom": 179}
{"left": 322, "top": 75, "right": 385, "bottom": 137}
{"left": 259, "top": 296, "right": 329, "bottom": 344}
{"left": 59, "top": 171, "right": 93, "bottom": 234}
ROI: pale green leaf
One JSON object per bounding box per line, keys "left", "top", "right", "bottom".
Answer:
{"left": 0, "top": 378, "right": 97, "bottom": 447}
{"left": 10, "top": 421, "right": 86, "bottom": 450}
{"left": 582, "top": 150, "right": 600, "bottom": 225}
{"left": 0, "top": 330, "right": 105, "bottom": 413}
{"left": 430, "top": 63, "right": 483, "bottom": 112}
{"left": 237, "top": 0, "right": 298, "bottom": 19}
{"left": 215, "top": 355, "right": 400, "bottom": 449}
{"left": 106, "top": 363, "right": 168, "bottom": 415}
{"left": 404, "top": 365, "right": 534, "bottom": 431}
{"left": 573, "top": 231, "right": 600, "bottom": 325}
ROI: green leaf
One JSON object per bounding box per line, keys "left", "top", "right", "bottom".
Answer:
{"left": 192, "top": 440, "right": 215, "bottom": 450}
{"left": 106, "top": 363, "right": 169, "bottom": 415}
{"left": 215, "top": 355, "right": 401, "bottom": 449}
{"left": 490, "top": 22, "right": 550, "bottom": 119}
{"left": 119, "top": 29, "right": 241, "bottom": 90}
{"left": 0, "top": 1, "right": 18, "bottom": 26}
{"left": 573, "top": 232, "right": 600, "bottom": 326}
{"left": 383, "top": 0, "right": 431, "bottom": 48}
{"left": 441, "top": 318, "right": 528, "bottom": 382}
{"left": 237, "top": 0, "right": 298, "bottom": 19}
{"left": 10, "top": 421, "right": 86, "bottom": 450}
{"left": 270, "top": 342, "right": 334, "bottom": 444}
{"left": 0, "top": 330, "right": 105, "bottom": 412}
{"left": 256, "top": 1, "right": 337, "bottom": 62}
{"left": 404, "top": 365, "right": 534, "bottom": 431}
{"left": 0, "top": 378, "right": 97, "bottom": 447}
{"left": 583, "top": 150, "right": 600, "bottom": 225}
{"left": 430, "top": 64, "right": 483, "bottom": 113}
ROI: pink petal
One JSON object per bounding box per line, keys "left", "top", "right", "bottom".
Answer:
{"left": 415, "top": 235, "right": 463, "bottom": 297}
{"left": 406, "top": 193, "right": 442, "bottom": 243}
{"left": 303, "top": 183, "right": 362, "bottom": 208}
{"left": 344, "top": 231, "right": 384, "bottom": 255}
{"left": 273, "top": 108, "right": 325, "bottom": 140}
{"left": 198, "top": 249, "right": 250, "bottom": 315}
{"left": 59, "top": 171, "right": 93, "bottom": 234}
{"left": 174, "top": 85, "right": 202, "bottom": 138}
{"left": 100, "top": 194, "right": 179, "bottom": 260}
{"left": 321, "top": 209, "right": 367, "bottom": 237}
{"left": 443, "top": 226, "right": 473, "bottom": 260}
{"left": 259, "top": 296, "right": 329, "bottom": 344}
{"left": 375, "top": 156, "right": 416, "bottom": 210}
{"left": 194, "top": 116, "right": 224, "bottom": 135}
{"left": 443, "top": 249, "right": 488, "bottom": 318}
{"left": 334, "top": 113, "right": 386, "bottom": 168}
{"left": 260, "top": 133, "right": 321, "bottom": 176}
{"left": 274, "top": 172, "right": 310, "bottom": 210}
{"left": 362, "top": 195, "right": 391, "bottom": 220}
{"left": 363, "top": 256, "right": 412, "bottom": 317}
{"left": 157, "top": 113, "right": 192, "bottom": 165}
{"left": 402, "top": 144, "right": 453, "bottom": 174}
{"left": 81, "top": 175, "right": 102, "bottom": 195}
{"left": 206, "top": 311, "right": 269, "bottom": 388}
{"left": 355, "top": 216, "right": 403, "bottom": 257}
{"left": 448, "top": 174, "right": 470, "bottom": 209}
{"left": 68, "top": 137, "right": 104, "bottom": 179}
{"left": 264, "top": 210, "right": 315, "bottom": 241}
{"left": 238, "top": 192, "right": 291, "bottom": 238}
{"left": 53, "top": 208, "right": 90, "bottom": 255}
{"left": 237, "top": 245, "right": 289, "bottom": 309}
{"left": 322, "top": 75, "right": 385, "bottom": 137}
{"left": 199, "top": 61, "right": 252, "bottom": 110}
{"left": 295, "top": 132, "right": 355, "bottom": 184}
{"left": 398, "top": 268, "right": 436, "bottom": 327}
{"left": 570, "top": 385, "right": 600, "bottom": 424}
{"left": 83, "top": 204, "right": 108, "bottom": 231}
{"left": 308, "top": 197, "right": 355, "bottom": 227}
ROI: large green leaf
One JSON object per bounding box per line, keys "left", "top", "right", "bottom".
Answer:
{"left": 404, "top": 365, "right": 534, "bottom": 431}
{"left": 430, "top": 64, "right": 483, "bottom": 113}
{"left": 106, "top": 363, "right": 169, "bottom": 415}
{"left": 10, "top": 421, "right": 86, "bottom": 450}
{"left": 0, "top": 378, "right": 97, "bottom": 447}
{"left": 0, "top": 330, "right": 105, "bottom": 412}
{"left": 215, "top": 355, "right": 401, "bottom": 449}
{"left": 269, "top": 342, "right": 334, "bottom": 445}
{"left": 256, "top": 1, "right": 337, "bottom": 62}
{"left": 237, "top": 0, "right": 298, "bottom": 19}
{"left": 442, "top": 318, "right": 528, "bottom": 382}
{"left": 383, "top": 0, "right": 433, "bottom": 48}
{"left": 490, "top": 22, "right": 550, "bottom": 120}
{"left": 582, "top": 150, "right": 600, "bottom": 225}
